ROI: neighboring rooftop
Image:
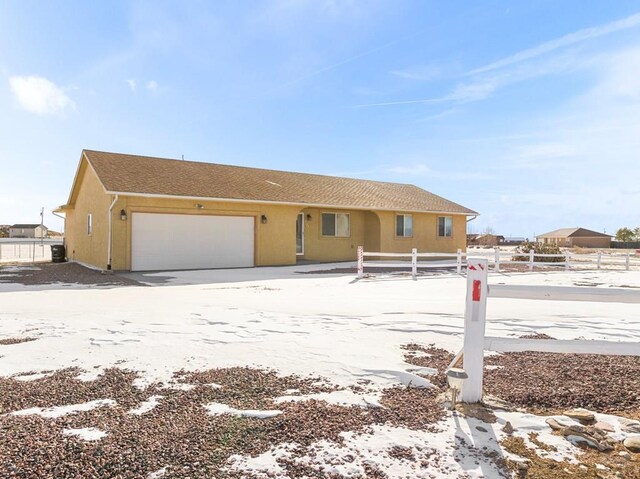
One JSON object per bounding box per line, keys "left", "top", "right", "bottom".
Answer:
{"left": 81, "top": 150, "right": 478, "bottom": 215}
{"left": 10, "top": 224, "right": 47, "bottom": 229}
{"left": 537, "top": 227, "right": 611, "bottom": 238}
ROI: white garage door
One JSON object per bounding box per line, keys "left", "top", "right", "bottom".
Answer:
{"left": 131, "top": 213, "right": 254, "bottom": 271}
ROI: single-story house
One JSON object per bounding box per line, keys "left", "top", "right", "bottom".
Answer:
{"left": 9, "top": 224, "right": 48, "bottom": 238}
{"left": 56, "top": 150, "right": 478, "bottom": 271}
{"left": 536, "top": 228, "right": 612, "bottom": 248}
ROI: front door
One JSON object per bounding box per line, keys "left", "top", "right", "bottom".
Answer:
{"left": 296, "top": 213, "right": 304, "bottom": 255}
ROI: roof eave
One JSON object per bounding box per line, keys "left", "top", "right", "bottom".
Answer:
{"left": 106, "top": 190, "right": 478, "bottom": 216}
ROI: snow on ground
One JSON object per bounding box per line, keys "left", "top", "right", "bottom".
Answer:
{"left": 1, "top": 263, "right": 639, "bottom": 477}
{"left": 128, "top": 395, "right": 163, "bottom": 415}
{"left": 204, "top": 402, "right": 283, "bottom": 419}
{"left": 10, "top": 399, "right": 116, "bottom": 418}
{"left": 63, "top": 427, "right": 108, "bottom": 441}
{"left": 1, "top": 264, "right": 638, "bottom": 389}
{"left": 226, "top": 412, "right": 508, "bottom": 479}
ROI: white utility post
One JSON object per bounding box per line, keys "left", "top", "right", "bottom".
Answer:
{"left": 529, "top": 249, "right": 535, "bottom": 272}
{"left": 411, "top": 248, "right": 418, "bottom": 280}
{"left": 456, "top": 249, "right": 462, "bottom": 274}
{"left": 357, "top": 246, "right": 364, "bottom": 279}
{"left": 597, "top": 251, "right": 602, "bottom": 270}
{"left": 626, "top": 251, "right": 631, "bottom": 271}
{"left": 565, "top": 251, "right": 571, "bottom": 271}
{"left": 494, "top": 248, "right": 500, "bottom": 272}
{"left": 461, "top": 257, "right": 489, "bottom": 403}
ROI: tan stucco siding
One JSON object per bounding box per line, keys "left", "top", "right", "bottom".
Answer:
{"left": 298, "top": 209, "right": 467, "bottom": 262}
{"left": 297, "top": 208, "right": 366, "bottom": 262}
{"left": 64, "top": 162, "right": 112, "bottom": 269}
{"left": 111, "top": 196, "right": 301, "bottom": 270}
{"left": 377, "top": 211, "right": 467, "bottom": 254}
{"left": 571, "top": 237, "right": 611, "bottom": 248}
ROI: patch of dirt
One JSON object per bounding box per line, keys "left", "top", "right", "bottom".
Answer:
{"left": 484, "top": 350, "right": 640, "bottom": 414}
{"left": 0, "top": 262, "right": 142, "bottom": 287}
{"left": 297, "top": 267, "right": 457, "bottom": 276}
{"left": 502, "top": 435, "right": 640, "bottom": 479}
{"left": 0, "top": 337, "right": 37, "bottom": 345}
{"left": 0, "top": 367, "right": 445, "bottom": 479}
{"left": 403, "top": 341, "right": 640, "bottom": 416}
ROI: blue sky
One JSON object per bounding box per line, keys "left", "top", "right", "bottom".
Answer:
{"left": 1, "top": 1, "right": 639, "bottom": 237}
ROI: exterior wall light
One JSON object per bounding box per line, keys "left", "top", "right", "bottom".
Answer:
{"left": 261, "top": 214, "right": 268, "bottom": 224}
{"left": 120, "top": 209, "right": 127, "bottom": 221}
{"left": 306, "top": 214, "right": 312, "bottom": 221}
{"left": 446, "top": 368, "right": 468, "bottom": 410}
{"left": 195, "top": 203, "right": 204, "bottom": 209}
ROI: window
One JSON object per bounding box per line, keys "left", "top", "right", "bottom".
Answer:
{"left": 438, "top": 216, "right": 452, "bottom": 237}
{"left": 87, "top": 214, "right": 93, "bottom": 236}
{"left": 396, "top": 214, "right": 413, "bottom": 237}
{"left": 321, "top": 213, "right": 350, "bottom": 237}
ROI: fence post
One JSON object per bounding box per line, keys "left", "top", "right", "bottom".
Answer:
{"left": 627, "top": 251, "right": 631, "bottom": 271}
{"left": 357, "top": 246, "right": 364, "bottom": 279}
{"left": 529, "top": 249, "right": 534, "bottom": 272}
{"left": 461, "top": 257, "right": 488, "bottom": 403}
{"left": 597, "top": 251, "right": 601, "bottom": 270}
{"left": 565, "top": 251, "right": 570, "bottom": 271}
{"left": 494, "top": 248, "right": 500, "bottom": 272}
{"left": 411, "top": 248, "right": 417, "bottom": 280}
{"left": 456, "top": 248, "right": 462, "bottom": 274}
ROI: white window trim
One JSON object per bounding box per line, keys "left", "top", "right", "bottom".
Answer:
{"left": 321, "top": 212, "right": 351, "bottom": 238}
{"left": 87, "top": 213, "right": 93, "bottom": 236}
{"left": 395, "top": 214, "right": 413, "bottom": 238}
{"left": 437, "top": 216, "right": 453, "bottom": 238}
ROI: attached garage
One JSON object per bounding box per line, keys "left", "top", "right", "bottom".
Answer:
{"left": 131, "top": 213, "right": 254, "bottom": 271}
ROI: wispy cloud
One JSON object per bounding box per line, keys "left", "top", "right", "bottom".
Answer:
{"left": 9, "top": 75, "right": 75, "bottom": 116}
{"left": 146, "top": 80, "right": 159, "bottom": 92}
{"left": 386, "top": 162, "right": 494, "bottom": 180}
{"left": 469, "top": 11, "right": 640, "bottom": 75}
{"left": 356, "top": 11, "right": 640, "bottom": 108}
{"left": 390, "top": 64, "right": 440, "bottom": 81}
{"left": 126, "top": 79, "right": 136, "bottom": 92}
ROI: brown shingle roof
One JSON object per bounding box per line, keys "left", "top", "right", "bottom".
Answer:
{"left": 83, "top": 150, "right": 477, "bottom": 215}
{"left": 537, "top": 227, "right": 612, "bottom": 238}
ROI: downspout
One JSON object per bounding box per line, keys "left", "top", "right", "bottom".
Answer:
{"left": 51, "top": 211, "right": 65, "bottom": 234}
{"left": 107, "top": 194, "right": 118, "bottom": 270}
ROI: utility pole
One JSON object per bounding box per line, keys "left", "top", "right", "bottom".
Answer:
{"left": 40, "top": 207, "right": 44, "bottom": 244}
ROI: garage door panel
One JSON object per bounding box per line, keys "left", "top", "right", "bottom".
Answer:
{"left": 131, "top": 213, "right": 254, "bottom": 271}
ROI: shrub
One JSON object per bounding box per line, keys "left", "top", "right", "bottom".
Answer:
{"left": 512, "top": 241, "right": 564, "bottom": 263}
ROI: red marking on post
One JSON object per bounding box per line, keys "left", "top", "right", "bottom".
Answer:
{"left": 472, "top": 280, "right": 481, "bottom": 302}
{"left": 468, "top": 265, "right": 476, "bottom": 271}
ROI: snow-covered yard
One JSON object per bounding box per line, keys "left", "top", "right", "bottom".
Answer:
{"left": 1, "top": 263, "right": 639, "bottom": 478}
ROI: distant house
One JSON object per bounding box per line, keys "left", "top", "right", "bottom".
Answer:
{"left": 536, "top": 228, "right": 611, "bottom": 248}
{"left": 9, "top": 224, "right": 48, "bottom": 239}
{"left": 476, "top": 234, "right": 504, "bottom": 246}
{"left": 501, "top": 236, "right": 526, "bottom": 246}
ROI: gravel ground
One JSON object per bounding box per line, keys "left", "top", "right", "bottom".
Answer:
{"left": 0, "top": 337, "right": 36, "bottom": 345}
{"left": 0, "top": 262, "right": 142, "bottom": 287}
{"left": 404, "top": 341, "right": 640, "bottom": 416}
{"left": 0, "top": 366, "right": 444, "bottom": 479}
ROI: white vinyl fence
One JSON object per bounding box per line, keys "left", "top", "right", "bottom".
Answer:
{"left": 357, "top": 246, "right": 464, "bottom": 279}
{"left": 0, "top": 239, "right": 63, "bottom": 264}
{"left": 458, "top": 257, "right": 640, "bottom": 403}
{"left": 471, "top": 248, "right": 638, "bottom": 272}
